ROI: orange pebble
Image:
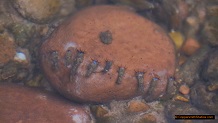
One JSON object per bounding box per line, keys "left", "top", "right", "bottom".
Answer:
{"left": 182, "top": 38, "right": 200, "bottom": 56}
{"left": 127, "top": 100, "right": 150, "bottom": 113}
{"left": 179, "top": 84, "right": 190, "bottom": 95}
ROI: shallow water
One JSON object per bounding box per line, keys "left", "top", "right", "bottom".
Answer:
{"left": 0, "top": 0, "right": 218, "bottom": 123}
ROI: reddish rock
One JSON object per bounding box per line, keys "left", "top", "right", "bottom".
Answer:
{"left": 40, "top": 5, "right": 176, "bottom": 103}
{"left": 0, "top": 83, "right": 92, "bottom": 123}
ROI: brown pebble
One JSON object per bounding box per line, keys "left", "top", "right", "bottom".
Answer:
{"left": 12, "top": 0, "right": 61, "bottom": 23}
{"left": 182, "top": 38, "right": 201, "bottom": 56}
{"left": 0, "top": 32, "right": 16, "bottom": 65}
{"left": 179, "top": 84, "right": 190, "bottom": 95}
{"left": 127, "top": 100, "right": 150, "bottom": 113}
{"left": 137, "top": 114, "right": 156, "bottom": 123}
{"left": 208, "top": 83, "right": 218, "bottom": 91}
{"left": 0, "top": 83, "right": 92, "bottom": 123}
{"left": 174, "top": 94, "right": 189, "bottom": 102}
{"left": 90, "top": 105, "right": 109, "bottom": 118}
{"left": 171, "top": 0, "right": 189, "bottom": 29}
{"left": 1, "top": 62, "right": 17, "bottom": 80}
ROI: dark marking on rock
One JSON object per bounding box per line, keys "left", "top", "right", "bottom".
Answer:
{"left": 70, "top": 50, "right": 84, "bottom": 81}
{"left": 85, "top": 60, "right": 99, "bottom": 77}
{"left": 50, "top": 51, "right": 59, "bottom": 71}
{"left": 165, "top": 77, "right": 177, "bottom": 99}
{"left": 102, "top": 60, "right": 113, "bottom": 73}
{"left": 116, "top": 67, "right": 125, "bottom": 84}
{"left": 99, "top": 30, "right": 112, "bottom": 44}
{"left": 65, "top": 50, "right": 72, "bottom": 67}
{"left": 145, "top": 77, "right": 159, "bottom": 101}
{"left": 136, "top": 72, "right": 145, "bottom": 92}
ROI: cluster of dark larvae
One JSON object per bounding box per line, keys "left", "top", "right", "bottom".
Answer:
{"left": 48, "top": 48, "right": 162, "bottom": 94}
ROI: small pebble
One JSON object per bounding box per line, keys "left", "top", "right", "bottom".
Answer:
{"left": 169, "top": 30, "right": 184, "bottom": 50}
{"left": 186, "top": 16, "right": 199, "bottom": 27}
{"left": 207, "top": 83, "right": 218, "bottom": 91}
{"left": 179, "top": 84, "right": 190, "bottom": 95}
{"left": 90, "top": 105, "right": 109, "bottom": 118}
{"left": 14, "top": 52, "right": 26, "bottom": 62}
{"left": 13, "top": 48, "right": 30, "bottom": 65}
{"left": 182, "top": 38, "right": 201, "bottom": 56}
{"left": 127, "top": 100, "right": 150, "bottom": 113}
{"left": 174, "top": 94, "right": 189, "bottom": 102}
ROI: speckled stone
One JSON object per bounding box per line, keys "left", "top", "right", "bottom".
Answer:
{"left": 12, "top": 0, "right": 61, "bottom": 24}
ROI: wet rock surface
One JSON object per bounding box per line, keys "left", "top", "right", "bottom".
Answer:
{"left": 0, "top": 83, "right": 92, "bottom": 123}
{"left": 40, "top": 5, "right": 176, "bottom": 103}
